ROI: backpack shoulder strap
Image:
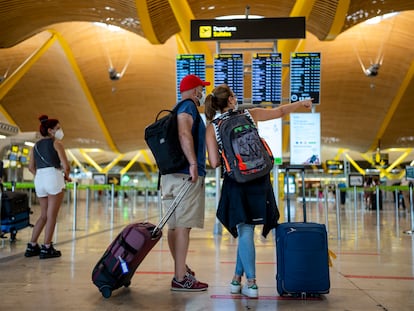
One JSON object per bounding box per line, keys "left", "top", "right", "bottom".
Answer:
{"left": 175, "top": 98, "right": 201, "bottom": 156}
{"left": 211, "top": 115, "right": 224, "bottom": 154}
{"left": 242, "top": 109, "right": 256, "bottom": 127}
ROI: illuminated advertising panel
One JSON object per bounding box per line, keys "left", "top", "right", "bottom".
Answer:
{"left": 290, "top": 113, "right": 321, "bottom": 165}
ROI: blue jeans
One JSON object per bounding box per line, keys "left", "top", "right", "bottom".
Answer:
{"left": 235, "top": 224, "right": 256, "bottom": 280}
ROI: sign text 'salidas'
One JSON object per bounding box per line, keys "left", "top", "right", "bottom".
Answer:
{"left": 213, "top": 25, "right": 237, "bottom": 38}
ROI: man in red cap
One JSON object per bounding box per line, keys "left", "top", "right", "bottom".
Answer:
{"left": 160, "top": 74, "right": 210, "bottom": 291}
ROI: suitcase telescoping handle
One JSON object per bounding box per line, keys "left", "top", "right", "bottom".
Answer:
{"left": 152, "top": 177, "right": 193, "bottom": 238}
{"left": 285, "top": 165, "right": 306, "bottom": 223}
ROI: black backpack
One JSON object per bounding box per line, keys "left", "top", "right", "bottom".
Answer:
{"left": 145, "top": 100, "right": 199, "bottom": 175}
{"left": 212, "top": 109, "right": 274, "bottom": 183}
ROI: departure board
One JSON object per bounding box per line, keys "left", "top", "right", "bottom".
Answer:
{"left": 176, "top": 54, "right": 206, "bottom": 101}
{"left": 214, "top": 54, "right": 244, "bottom": 104}
{"left": 251, "top": 53, "right": 282, "bottom": 104}
{"left": 290, "top": 52, "right": 321, "bottom": 104}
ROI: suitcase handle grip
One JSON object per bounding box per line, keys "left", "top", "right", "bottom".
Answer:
{"left": 285, "top": 165, "right": 306, "bottom": 222}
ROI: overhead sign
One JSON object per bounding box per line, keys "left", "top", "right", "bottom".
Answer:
{"left": 372, "top": 152, "right": 388, "bottom": 168}
{"left": 325, "top": 160, "right": 344, "bottom": 174}
{"left": 349, "top": 174, "right": 364, "bottom": 187}
{"left": 191, "top": 17, "right": 306, "bottom": 41}
{"left": 406, "top": 166, "right": 414, "bottom": 181}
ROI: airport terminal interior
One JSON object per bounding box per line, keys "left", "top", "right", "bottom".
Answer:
{"left": 1, "top": 1, "right": 414, "bottom": 310}
{"left": 1, "top": 183, "right": 414, "bottom": 311}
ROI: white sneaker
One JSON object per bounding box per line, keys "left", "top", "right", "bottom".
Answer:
{"left": 230, "top": 280, "right": 241, "bottom": 294}
{"left": 241, "top": 283, "right": 259, "bottom": 298}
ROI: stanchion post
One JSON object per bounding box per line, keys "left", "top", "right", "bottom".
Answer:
{"left": 86, "top": 187, "right": 90, "bottom": 210}
{"left": 133, "top": 188, "right": 137, "bottom": 209}
{"left": 394, "top": 189, "right": 399, "bottom": 232}
{"left": 353, "top": 185, "right": 358, "bottom": 225}
{"left": 111, "top": 183, "right": 115, "bottom": 224}
{"left": 335, "top": 186, "right": 341, "bottom": 240}
{"left": 29, "top": 188, "right": 32, "bottom": 208}
{"left": 404, "top": 183, "right": 414, "bottom": 235}
{"left": 145, "top": 189, "right": 149, "bottom": 210}
{"left": 324, "top": 186, "right": 329, "bottom": 233}
{"left": 376, "top": 185, "right": 380, "bottom": 227}
{"left": 72, "top": 182, "right": 78, "bottom": 231}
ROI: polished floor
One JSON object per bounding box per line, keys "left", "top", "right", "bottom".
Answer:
{"left": 1, "top": 188, "right": 414, "bottom": 311}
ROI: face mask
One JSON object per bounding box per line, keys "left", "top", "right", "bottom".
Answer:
{"left": 233, "top": 96, "right": 238, "bottom": 110}
{"left": 54, "top": 129, "right": 64, "bottom": 140}
{"left": 197, "top": 91, "right": 206, "bottom": 106}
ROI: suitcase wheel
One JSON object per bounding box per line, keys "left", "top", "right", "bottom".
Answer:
{"left": 10, "top": 229, "right": 17, "bottom": 243}
{"left": 100, "top": 286, "right": 112, "bottom": 298}
{"left": 124, "top": 280, "right": 131, "bottom": 288}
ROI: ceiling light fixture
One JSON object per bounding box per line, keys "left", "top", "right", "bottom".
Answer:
{"left": 364, "top": 12, "right": 399, "bottom": 25}
{"left": 215, "top": 14, "right": 263, "bottom": 20}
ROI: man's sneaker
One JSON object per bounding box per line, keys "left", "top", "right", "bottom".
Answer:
{"left": 242, "top": 283, "right": 259, "bottom": 298}
{"left": 230, "top": 280, "right": 241, "bottom": 294}
{"left": 186, "top": 265, "right": 195, "bottom": 276}
{"left": 39, "top": 244, "right": 61, "bottom": 259}
{"left": 171, "top": 272, "right": 208, "bottom": 292}
{"left": 24, "top": 243, "right": 41, "bottom": 257}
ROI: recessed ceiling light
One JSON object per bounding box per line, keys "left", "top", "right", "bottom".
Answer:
{"left": 215, "top": 15, "right": 264, "bottom": 20}
{"left": 364, "top": 12, "right": 399, "bottom": 24}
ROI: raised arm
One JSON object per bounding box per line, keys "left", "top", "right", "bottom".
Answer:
{"left": 248, "top": 99, "right": 313, "bottom": 122}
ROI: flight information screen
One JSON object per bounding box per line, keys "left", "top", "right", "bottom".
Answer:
{"left": 176, "top": 54, "right": 206, "bottom": 101}
{"left": 251, "top": 53, "right": 282, "bottom": 104}
{"left": 214, "top": 53, "right": 244, "bottom": 104}
{"left": 290, "top": 52, "right": 321, "bottom": 104}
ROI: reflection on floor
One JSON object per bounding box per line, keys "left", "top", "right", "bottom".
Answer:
{"left": 1, "top": 189, "right": 414, "bottom": 311}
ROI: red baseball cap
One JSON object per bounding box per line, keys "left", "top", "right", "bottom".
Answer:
{"left": 179, "top": 74, "right": 210, "bottom": 92}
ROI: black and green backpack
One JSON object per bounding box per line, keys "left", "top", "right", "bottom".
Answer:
{"left": 212, "top": 109, "right": 274, "bottom": 183}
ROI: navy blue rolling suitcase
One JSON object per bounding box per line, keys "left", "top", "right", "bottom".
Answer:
{"left": 276, "top": 165, "right": 330, "bottom": 297}
{"left": 0, "top": 190, "right": 31, "bottom": 242}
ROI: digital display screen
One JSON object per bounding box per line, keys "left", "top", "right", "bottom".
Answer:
{"left": 214, "top": 53, "right": 244, "bottom": 104}
{"left": 251, "top": 53, "right": 282, "bottom": 105}
{"left": 176, "top": 54, "right": 206, "bottom": 101}
{"left": 290, "top": 52, "right": 321, "bottom": 104}
{"left": 406, "top": 166, "right": 414, "bottom": 181}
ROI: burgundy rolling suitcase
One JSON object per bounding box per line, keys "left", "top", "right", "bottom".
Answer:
{"left": 92, "top": 179, "right": 192, "bottom": 298}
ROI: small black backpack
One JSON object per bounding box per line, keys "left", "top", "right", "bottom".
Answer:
{"left": 145, "top": 100, "right": 199, "bottom": 175}
{"left": 212, "top": 109, "right": 274, "bottom": 183}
